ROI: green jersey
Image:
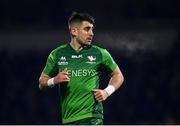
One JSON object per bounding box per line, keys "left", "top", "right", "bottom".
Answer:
{"left": 42, "top": 43, "right": 117, "bottom": 124}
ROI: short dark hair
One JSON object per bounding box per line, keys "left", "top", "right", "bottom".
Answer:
{"left": 68, "top": 12, "right": 95, "bottom": 26}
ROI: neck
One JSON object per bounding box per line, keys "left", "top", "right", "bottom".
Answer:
{"left": 70, "top": 40, "right": 83, "bottom": 51}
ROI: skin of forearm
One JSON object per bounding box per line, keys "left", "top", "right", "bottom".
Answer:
{"left": 108, "top": 67, "right": 124, "bottom": 90}
{"left": 39, "top": 74, "right": 51, "bottom": 90}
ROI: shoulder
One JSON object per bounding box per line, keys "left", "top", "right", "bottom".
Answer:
{"left": 50, "top": 43, "right": 68, "bottom": 55}
{"left": 91, "top": 44, "right": 106, "bottom": 52}
{"left": 47, "top": 43, "right": 68, "bottom": 60}
{"left": 52, "top": 44, "right": 67, "bottom": 52}
{"left": 91, "top": 44, "right": 109, "bottom": 55}
{"left": 91, "top": 44, "right": 114, "bottom": 63}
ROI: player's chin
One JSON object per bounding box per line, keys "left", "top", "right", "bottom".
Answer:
{"left": 85, "top": 41, "right": 92, "bottom": 45}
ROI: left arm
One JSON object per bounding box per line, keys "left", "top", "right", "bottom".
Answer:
{"left": 93, "top": 66, "right": 124, "bottom": 102}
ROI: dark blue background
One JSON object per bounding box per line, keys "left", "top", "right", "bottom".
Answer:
{"left": 0, "top": 0, "right": 180, "bottom": 124}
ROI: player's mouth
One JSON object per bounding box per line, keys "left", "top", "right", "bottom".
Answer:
{"left": 87, "top": 37, "right": 93, "bottom": 42}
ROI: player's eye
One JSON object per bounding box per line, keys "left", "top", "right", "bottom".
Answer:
{"left": 84, "top": 27, "right": 90, "bottom": 32}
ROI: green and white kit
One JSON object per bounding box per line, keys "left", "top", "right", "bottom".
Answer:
{"left": 42, "top": 43, "right": 117, "bottom": 124}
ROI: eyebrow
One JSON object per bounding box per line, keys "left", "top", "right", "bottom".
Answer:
{"left": 84, "top": 26, "right": 94, "bottom": 29}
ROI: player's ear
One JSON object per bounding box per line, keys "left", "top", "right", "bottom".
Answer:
{"left": 71, "top": 27, "right": 78, "bottom": 36}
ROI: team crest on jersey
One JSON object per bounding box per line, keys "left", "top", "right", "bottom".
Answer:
{"left": 86, "top": 56, "right": 96, "bottom": 64}
{"left": 58, "top": 56, "right": 68, "bottom": 65}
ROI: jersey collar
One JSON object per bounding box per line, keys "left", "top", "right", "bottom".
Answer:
{"left": 67, "top": 43, "right": 92, "bottom": 53}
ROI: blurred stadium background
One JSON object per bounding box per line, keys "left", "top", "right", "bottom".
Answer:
{"left": 0, "top": 0, "right": 180, "bottom": 124}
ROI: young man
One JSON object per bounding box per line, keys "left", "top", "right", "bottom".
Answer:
{"left": 39, "top": 12, "right": 124, "bottom": 125}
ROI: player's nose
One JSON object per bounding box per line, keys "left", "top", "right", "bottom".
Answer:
{"left": 89, "top": 29, "right": 94, "bottom": 36}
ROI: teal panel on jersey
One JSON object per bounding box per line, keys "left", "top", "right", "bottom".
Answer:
{"left": 42, "top": 43, "right": 118, "bottom": 124}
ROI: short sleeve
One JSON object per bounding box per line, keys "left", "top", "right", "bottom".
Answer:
{"left": 42, "top": 52, "right": 58, "bottom": 77}
{"left": 101, "top": 49, "right": 117, "bottom": 73}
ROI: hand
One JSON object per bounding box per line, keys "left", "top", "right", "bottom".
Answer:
{"left": 54, "top": 68, "right": 70, "bottom": 84}
{"left": 92, "top": 89, "right": 109, "bottom": 102}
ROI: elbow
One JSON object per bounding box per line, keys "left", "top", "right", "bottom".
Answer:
{"left": 39, "top": 83, "right": 43, "bottom": 90}
{"left": 39, "top": 83, "right": 46, "bottom": 91}
{"left": 121, "top": 73, "right": 124, "bottom": 84}
{"left": 38, "top": 74, "right": 50, "bottom": 91}
{"left": 117, "top": 73, "right": 124, "bottom": 89}
{"left": 38, "top": 78, "right": 42, "bottom": 90}
{"left": 39, "top": 78, "right": 46, "bottom": 91}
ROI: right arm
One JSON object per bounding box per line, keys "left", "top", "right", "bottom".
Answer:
{"left": 39, "top": 73, "right": 51, "bottom": 90}
{"left": 39, "top": 68, "right": 70, "bottom": 91}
